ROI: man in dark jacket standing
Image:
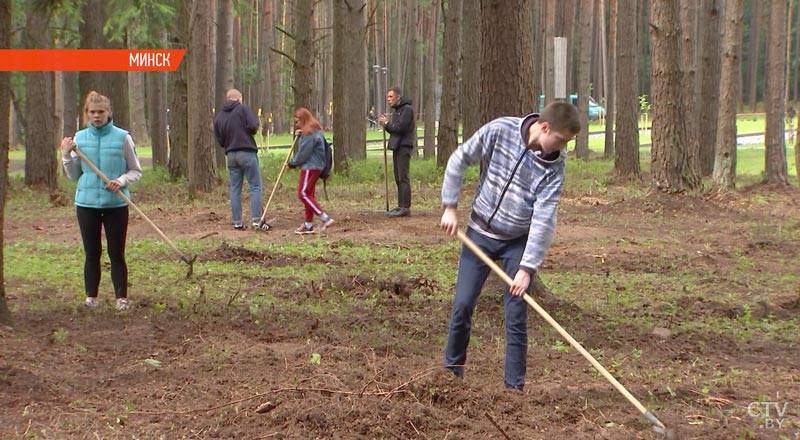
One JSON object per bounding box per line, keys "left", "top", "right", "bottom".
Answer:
{"left": 214, "top": 88, "right": 263, "bottom": 230}
{"left": 378, "top": 86, "right": 415, "bottom": 217}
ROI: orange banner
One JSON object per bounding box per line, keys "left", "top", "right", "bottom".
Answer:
{"left": 0, "top": 49, "right": 186, "bottom": 72}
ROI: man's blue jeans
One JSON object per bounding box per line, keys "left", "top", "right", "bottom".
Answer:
{"left": 444, "top": 227, "right": 529, "bottom": 390}
{"left": 226, "top": 150, "right": 263, "bottom": 223}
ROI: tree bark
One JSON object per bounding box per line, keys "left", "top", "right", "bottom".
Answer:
{"left": 188, "top": 0, "right": 218, "bottom": 194}
{"left": 437, "top": 0, "right": 462, "bottom": 167}
{"left": 544, "top": 0, "right": 556, "bottom": 105}
{"left": 480, "top": 0, "right": 534, "bottom": 121}
{"left": 713, "top": 0, "right": 743, "bottom": 190}
{"left": 78, "top": 0, "right": 129, "bottom": 133}
{"left": 460, "top": 0, "right": 480, "bottom": 141}
{"left": 763, "top": 0, "right": 789, "bottom": 184}
{"left": 294, "top": 0, "right": 315, "bottom": 111}
{"left": 604, "top": 0, "right": 617, "bottom": 158}
{"left": 0, "top": 0, "right": 12, "bottom": 326}
{"left": 147, "top": 71, "right": 168, "bottom": 167}
{"left": 23, "top": 4, "right": 57, "bottom": 191}
{"left": 128, "top": 71, "right": 148, "bottom": 145}
{"left": 745, "top": 0, "right": 763, "bottom": 112}
{"left": 216, "top": 0, "right": 234, "bottom": 165}
{"left": 698, "top": 0, "right": 721, "bottom": 176}
{"left": 168, "top": 1, "right": 190, "bottom": 179}
{"left": 678, "top": 0, "right": 698, "bottom": 176}
{"left": 422, "top": 0, "right": 438, "bottom": 159}
{"left": 575, "top": 0, "right": 593, "bottom": 160}
{"left": 614, "top": 0, "right": 639, "bottom": 178}
{"left": 650, "top": 0, "right": 699, "bottom": 192}
{"left": 332, "top": 0, "right": 367, "bottom": 172}
{"left": 405, "top": 0, "right": 420, "bottom": 130}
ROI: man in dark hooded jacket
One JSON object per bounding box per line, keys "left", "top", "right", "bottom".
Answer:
{"left": 378, "top": 86, "right": 415, "bottom": 217}
{"left": 214, "top": 88, "right": 263, "bottom": 230}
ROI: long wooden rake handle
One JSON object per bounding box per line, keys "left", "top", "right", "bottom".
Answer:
{"left": 72, "top": 147, "right": 196, "bottom": 275}
{"left": 455, "top": 230, "right": 668, "bottom": 435}
{"left": 258, "top": 135, "right": 298, "bottom": 224}
{"left": 382, "top": 129, "right": 389, "bottom": 212}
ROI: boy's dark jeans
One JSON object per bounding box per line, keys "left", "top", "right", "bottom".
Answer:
{"left": 444, "top": 227, "right": 529, "bottom": 390}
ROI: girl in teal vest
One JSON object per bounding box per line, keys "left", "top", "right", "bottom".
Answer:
{"left": 60, "top": 91, "right": 142, "bottom": 310}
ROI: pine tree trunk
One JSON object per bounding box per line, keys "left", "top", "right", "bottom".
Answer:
{"left": 437, "top": 0, "right": 462, "bottom": 167}
{"left": 188, "top": 0, "right": 218, "bottom": 193}
{"left": 128, "top": 71, "right": 148, "bottom": 145}
{"left": 169, "top": 0, "right": 190, "bottom": 179}
{"left": 147, "top": 71, "right": 168, "bottom": 167}
{"left": 650, "top": 0, "right": 688, "bottom": 192}
{"left": 713, "top": 0, "right": 743, "bottom": 190}
{"left": 763, "top": 0, "right": 789, "bottom": 184}
{"left": 23, "top": 4, "right": 56, "bottom": 191}
{"left": 0, "top": 0, "right": 12, "bottom": 326}
{"left": 604, "top": 0, "right": 617, "bottom": 158}
{"left": 422, "top": 0, "right": 438, "bottom": 159}
{"left": 614, "top": 0, "right": 639, "bottom": 178}
{"left": 575, "top": 0, "right": 593, "bottom": 160}
{"left": 294, "top": 0, "right": 315, "bottom": 111}
{"left": 698, "top": 0, "right": 721, "bottom": 176}
{"left": 332, "top": 0, "right": 367, "bottom": 170}
{"left": 216, "top": 0, "right": 235, "bottom": 165}
{"left": 746, "top": 0, "right": 763, "bottom": 112}
{"left": 460, "top": 0, "right": 480, "bottom": 140}
{"left": 480, "top": 0, "right": 534, "bottom": 120}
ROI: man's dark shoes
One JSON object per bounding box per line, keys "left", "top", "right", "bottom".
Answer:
{"left": 385, "top": 207, "right": 411, "bottom": 218}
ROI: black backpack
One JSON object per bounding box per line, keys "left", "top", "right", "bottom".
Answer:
{"left": 320, "top": 137, "right": 333, "bottom": 180}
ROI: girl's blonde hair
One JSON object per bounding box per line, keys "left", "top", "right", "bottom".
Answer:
{"left": 82, "top": 91, "right": 112, "bottom": 126}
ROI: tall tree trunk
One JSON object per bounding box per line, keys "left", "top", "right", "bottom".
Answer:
{"left": 437, "top": 0, "right": 462, "bottom": 167}
{"left": 480, "top": 0, "right": 534, "bottom": 120}
{"left": 604, "top": 0, "right": 617, "bottom": 158}
{"left": 593, "top": 0, "right": 606, "bottom": 101}
{"left": 169, "top": 1, "right": 190, "bottom": 179}
{"left": 794, "top": 0, "right": 800, "bottom": 103}
{"left": 405, "top": 0, "right": 420, "bottom": 128}
{"left": 544, "top": 0, "right": 556, "bottom": 105}
{"left": 679, "top": 0, "right": 700, "bottom": 179}
{"left": 332, "top": 0, "right": 367, "bottom": 172}
{"left": 216, "top": 0, "right": 234, "bottom": 165}
{"left": 294, "top": 0, "right": 315, "bottom": 111}
{"left": 575, "top": 0, "right": 593, "bottom": 160}
{"left": 147, "top": 71, "right": 168, "bottom": 167}
{"left": 698, "top": 0, "right": 721, "bottom": 176}
{"left": 763, "top": 0, "right": 789, "bottom": 184}
{"left": 23, "top": 4, "right": 57, "bottom": 191}
{"left": 460, "top": 0, "right": 480, "bottom": 141}
{"left": 62, "top": 72, "right": 79, "bottom": 136}
{"left": 713, "top": 0, "right": 743, "bottom": 190}
{"left": 422, "top": 0, "right": 438, "bottom": 159}
{"left": 637, "top": 0, "right": 651, "bottom": 95}
{"left": 188, "top": 0, "right": 218, "bottom": 193}
{"left": 650, "top": 0, "right": 700, "bottom": 192}
{"left": 0, "top": 0, "right": 12, "bottom": 326}
{"left": 78, "top": 0, "right": 129, "bottom": 133}
{"left": 614, "top": 0, "right": 639, "bottom": 178}
{"left": 745, "top": 0, "right": 763, "bottom": 112}
{"left": 128, "top": 71, "right": 148, "bottom": 145}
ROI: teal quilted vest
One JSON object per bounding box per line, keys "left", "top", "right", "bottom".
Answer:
{"left": 74, "top": 121, "right": 130, "bottom": 208}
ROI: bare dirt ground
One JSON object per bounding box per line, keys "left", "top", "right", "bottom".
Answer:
{"left": 2, "top": 181, "right": 800, "bottom": 440}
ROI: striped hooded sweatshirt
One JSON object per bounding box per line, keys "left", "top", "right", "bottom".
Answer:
{"left": 441, "top": 113, "right": 565, "bottom": 273}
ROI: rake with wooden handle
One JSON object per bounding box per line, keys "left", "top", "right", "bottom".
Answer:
{"left": 73, "top": 147, "right": 196, "bottom": 278}
{"left": 455, "top": 230, "right": 674, "bottom": 439}
{"left": 256, "top": 135, "right": 299, "bottom": 230}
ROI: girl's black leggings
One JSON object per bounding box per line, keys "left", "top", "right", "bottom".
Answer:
{"left": 76, "top": 206, "right": 129, "bottom": 299}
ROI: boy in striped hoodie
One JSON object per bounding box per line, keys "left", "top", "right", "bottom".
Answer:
{"left": 439, "top": 102, "right": 581, "bottom": 391}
